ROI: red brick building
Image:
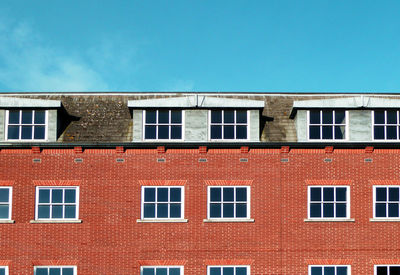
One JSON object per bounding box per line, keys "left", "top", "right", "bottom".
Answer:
{"left": 0, "top": 93, "right": 399, "bottom": 275}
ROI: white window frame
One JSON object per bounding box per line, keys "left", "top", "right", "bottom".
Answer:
{"left": 0, "top": 266, "right": 8, "bottom": 275}
{"left": 142, "top": 110, "right": 185, "bottom": 141}
{"left": 0, "top": 187, "right": 12, "bottom": 221}
{"left": 5, "top": 110, "right": 48, "bottom": 141}
{"left": 372, "top": 110, "right": 400, "bottom": 141}
{"left": 207, "top": 265, "right": 250, "bottom": 275}
{"left": 374, "top": 265, "right": 400, "bottom": 274}
{"left": 35, "top": 186, "right": 79, "bottom": 221}
{"left": 34, "top": 266, "right": 77, "bottom": 275}
{"left": 307, "top": 186, "right": 350, "bottom": 220}
{"left": 207, "top": 186, "right": 251, "bottom": 220}
{"left": 307, "top": 110, "right": 349, "bottom": 141}
{"left": 141, "top": 186, "right": 185, "bottom": 220}
{"left": 140, "top": 266, "right": 184, "bottom": 275}
{"left": 208, "top": 110, "right": 250, "bottom": 141}
{"left": 373, "top": 185, "right": 400, "bottom": 219}
{"left": 308, "top": 265, "right": 351, "bottom": 275}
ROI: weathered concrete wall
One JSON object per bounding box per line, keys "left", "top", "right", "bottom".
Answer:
{"left": 132, "top": 110, "right": 143, "bottom": 141}
{"left": 295, "top": 110, "right": 308, "bottom": 142}
{"left": 249, "top": 110, "right": 260, "bottom": 141}
{"left": 349, "top": 110, "right": 372, "bottom": 141}
{"left": 47, "top": 109, "right": 57, "bottom": 142}
{"left": 0, "top": 110, "right": 4, "bottom": 141}
{"left": 185, "top": 110, "right": 208, "bottom": 141}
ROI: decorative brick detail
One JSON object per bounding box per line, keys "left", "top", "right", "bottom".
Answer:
{"left": 115, "top": 146, "right": 124, "bottom": 154}
{"left": 138, "top": 260, "right": 187, "bottom": 266}
{"left": 33, "top": 180, "right": 81, "bottom": 186}
{"left": 31, "top": 147, "right": 41, "bottom": 154}
{"left": 370, "top": 180, "right": 400, "bottom": 186}
{"left": 280, "top": 146, "right": 290, "bottom": 154}
{"left": 205, "top": 259, "right": 254, "bottom": 265}
{"left": 325, "top": 146, "right": 334, "bottom": 154}
{"left": 0, "top": 260, "right": 11, "bottom": 266}
{"left": 240, "top": 146, "right": 249, "bottom": 154}
{"left": 199, "top": 146, "right": 207, "bottom": 154}
{"left": 74, "top": 147, "right": 83, "bottom": 154}
{"left": 205, "top": 180, "right": 253, "bottom": 186}
{"left": 139, "top": 180, "right": 187, "bottom": 186}
{"left": 365, "top": 146, "right": 374, "bottom": 153}
{"left": 157, "top": 146, "right": 165, "bottom": 154}
{"left": 32, "top": 260, "right": 79, "bottom": 266}
{"left": 371, "top": 259, "right": 400, "bottom": 265}
{"left": 305, "top": 180, "right": 352, "bottom": 185}
{"left": 305, "top": 259, "right": 353, "bottom": 265}
{"left": 0, "top": 181, "right": 14, "bottom": 186}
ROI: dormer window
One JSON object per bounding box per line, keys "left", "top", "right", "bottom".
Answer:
{"left": 308, "top": 110, "right": 347, "bottom": 140}
{"left": 144, "top": 110, "right": 183, "bottom": 140}
{"left": 373, "top": 110, "right": 400, "bottom": 140}
{"left": 209, "top": 110, "right": 248, "bottom": 140}
{"left": 6, "top": 110, "right": 47, "bottom": 141}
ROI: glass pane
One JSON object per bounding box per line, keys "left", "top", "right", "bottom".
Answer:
{"left": 236, "top": 110, "right": 247, "bottom": 123}
{"left": 322, "top": 126, "right": 333, "bottom": 139}
{"left": 170, "top": 188, "right": 181, "bottom": 202}
{"left": 322, "top": 110, "right": 333, "bottom": 124}
{"left": 155, "top": 267, "right": 167, "bottom": 275}
{"left": 35, "top": 268, "right": 49, "bottom": 275}
{"left": 323, "top": 203, "right": 334, "bottom": 217}
{"left": 211, "top": 125, "right": 222, "bottom": 139}
{"left": 52, "top": 189, "right": 63, "bottom": 203}
{"left": 387, "top": 110, "right": 397, "bottom": 124}
{"left": 376, "top": 267, "right": 387, "bottom": 275}
{"left": 38, "top": 205, "right": 50, "bottom": 219}
{"left": 310, "top": 188, "right": 321, "bottom": 201}
{"left": 7, "top": 125, "right": 19, "bottom": 139}
{"left": 389, "top": 188, "right": 399, "bottom": 201}
{"left": 21, "top": 126, "right": 33, "bottom": 139}
{"left": 145, "top": 125, "right": 157, "bottom": 139}
{"left": 376, "top": 203, "right": 386, "bottom": 217}
{"left": 169, "top": 268, "right": 180, "bottom": 275}
{"left": 236, "top": 188, "right": 247, "bottom": 201}
{"left": 236, "top": 267, "right": 247, "bottom": 275}
{"left": 49, "top": 268, "right": 61, "bottom": 275}
{"left": 146, "top": 111, "right": 157, "bottom": 123}
{"left": 158, "top": 110, "right": 169, "bottom": 124}
{"left": 335, "top": 110, "right": 345, "bottom": 124}
{"left": 170, "top": 126, "right": 182, "bottom": 139}
{"left": 224, "top": 110, "right": 234, "bottom": 123}
{"left": 211, "top": 110, "right": 222, "bottom": 123}
{"left": 223, "top": 125, "right": 234, "bottom": 139}
{"left": 209, "top": 267, "right": 221, "bottom": 275}
{"left": 142, "top": 268, "right": 155, "bottom": 275}
{"left": 310, "top": 267, "right": 322, "bottom": 275}
{"left": 143, "top": 203, "right": 155, "bottom": 218}
{"left": 39, "top": 189, "right": 50, "bottom": 203}
{"left": 170, "top": 203, "right": 181, "bottom": 218}
{"left": 324, "top": 267, "right": 334, "bottom": 275}
{"left": 8, "top": 110, "right": 19, "bottom": 124}
{"left": 388, "top": 203, "right": 399, "bottom": 217}
{"left": 157, "top": 203, "right": 168, "bottom": 218}
{"left": 310, "top": 203, "right": 321, "bottom": 218}
{"left": 0, "top": 205, "right": 9, "bottom": 219}
{"left": 309, "top": 126, "right": 320, "bottom": 139}
{"left": 323, "top": 187, "right": 334, "bottom": 201}
{"left": 65, "top": 205, "right": 76, "bottom": 218}
{"left": 390, "top": 266, "right": 400, "bottom": 274}
{"left": 52, "top": 205, "right": 63, "bottom": 218}
{"left": 34, "top": 110, "right": 46, "bottom": 124}
{"left": 0, "top": 189, "right": 9, "bottom": 203}
{"left": 223, "top": 203, "right": 234, "bottom": 218}
{"left": 157, "top": 188, "right": 168, "bottom": 202}
{"left": 376, "top": 187, "right": 387, "bottom": 201}
{"left": 236, "top": 203, "right": 247, "bottom": 218}
{"left": 34, "top": 126, "right": 46, "bottom": 139}
{"left": 336, "top": 203, "right": 347, "bottom": 218}
{"left": 375, "top": 110, "right": 385, "bottom": 124}
{"left": 223, "top": 188, "right": 234, "bottom": 202}
{"left": 0, "top": 268, "right": 5, "bottom": 275}
{"left": 334, "top": 126, "right": 345, "bottom": 139}
{"left": 62, "top": 268, "right": 74, "bottom": 275}
{"left": 236, "top": 126, "right": 247, "bottom": 139}
{"left": 144, "top": 188, "right": 155, "bottom": 202}
{"left": 210, "top": 188, "right": 221, "bottom": 202}
{"left": 336, "top": 188, "right": 346, "bottom": 202}
{"left": 309, "top": 110, "right": 320, "bottom": 124}
{"left": 21, "top": 110, "right": 33, "bottom": 124}
{"left": 337, "top": 267, "right": 348, "bottom": 275}
{"left": 210, "top": 203, "right": 221, "bottom": 218}
{"left": 387, "top": 126, "right": 397, "bottom": 139}
{"left": 171, "top": 110, "right": 182, "bottom": 123}
{"left": 223, "top": 267, "right": 234, "bottom": 275}
{"left": 64, "top": 189, "right": 76, "bottom": 203}
{"left": 374, "top": 126, "right": 385, "bottom": 139}
{"left": 158, "top": 125, "right": 169, "bottom": 139}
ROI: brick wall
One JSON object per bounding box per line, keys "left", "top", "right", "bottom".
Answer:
{"left": 0, "top": 147, "right": 399, "bottom": 274}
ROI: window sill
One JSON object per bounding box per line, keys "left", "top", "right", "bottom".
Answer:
{"left": 30, "top": 219, "right": 82, "bottom": 224}
{"left": 304, "top": 218, "right": 355, "bottom": 222}
{"left": 203, "top": 218, "right": 255, "bottom": 223}
{"left": 136, "top": 219, "right": 188, "bottom": 223}
{"left": 370, "top": 218, "right": 400, "bottom": 222}
{"left": 0, "top": 220, "right": 14, "bottom": 224}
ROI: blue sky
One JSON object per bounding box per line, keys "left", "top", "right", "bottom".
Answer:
{"left": 0, "top": 0, "right": 399, "bottom": 92}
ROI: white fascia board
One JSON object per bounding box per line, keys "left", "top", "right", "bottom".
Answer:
{"left": 0, "top": 97, "right": 61, "bottom": 108}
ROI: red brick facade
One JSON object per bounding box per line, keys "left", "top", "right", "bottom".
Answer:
{"left": 1, "top": 147, "right": 400, "bottom": 274}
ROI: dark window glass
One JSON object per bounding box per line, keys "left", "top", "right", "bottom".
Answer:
{"left": 169, "top": 268, "right": 180, "bottom": 275}
{"left": 324, "top": 267, "right": 334, "bottom": 275}
{"left": 236, "top": 111, "right": 247, "bottom": 123}
{"left": 223, "top": 203, "right": 234, "bottom": 218}
{"left": 21, "top": 126, "right": 33, "bottom": 139}
{"left": 145, "top": 126, "right": 156, "bottom": 139}
{"left": 142, "top": 268, "right": 155, "bottom": 275}
{"left": 389, "top": 203, "right": 399, "bottom": 217}
{"left": 0, "top": 205, "right": 9, "bottom": 219}
{"left": 156, "top": 268, "right": 167, "bottom": 275}
{"left": 310, "top": 267, "right": 322, "bottom": 275}
{"left": 35, "top": 268, "right": 49, "bottom": 275}
{"left": 335, "top": 111, "right": 345, "bottom": 124}
{"left": 389, "top": 188, "right": 399, "bottom": 201}
{"left": 310, "top": 110, "right": 320, "bottom": 124}
{"left": 158, "top": 125, "right": 169, "bottom": 139}
{"left": 170, "top": 188, "right": 181, "bottom": 202}
{"left": 387, "top": 110, "right": 397, "bottom": 124}
{"left": 49, "top": 268, "right": 60, "bottom": 275}
{"left": 62, "top": 268, "right": 74, "bottom": 275}
{"left": 236, "top": 188, "right": 247, "bottom": 201}
{"left": 158, "top": 110, "right": 169, "bottom": 124}
{"left": 143, "top": 203, "right": 155, "bottom": 218}
{"left": 224, "top": 110, "right": 234, "bottom": 123}
{"left": 223, "top": 188, "right": 234, "bottom": 202}
{"left": 390, "top": 266, "right": 400, "bottom": 274}
{"left": 323, "top": 203, "right": 334, "bottom": 217}
{"left": 52, "top": 189, "right": 63, "bottom": 203}
{"left": 64, "top": 189, "right": 76, "bottom": 203}
{"left": 7, "top": 125, "right": 19, "bottom": 139}
{"left": 236, "top": 203, "right": 247, "bottom": 218}
{"left": 157, "top": 204, "right": 168, "bottom": 218}
{"left": 387, "top": 126, "right": 397, "bottom": 139}
{"left": 35, "top": 111, "right": 46, "bottom": 124}
{"left": 236, "top": 267, "right": 247, "bottom": 275}
{"left": 310, "top": 188, "right": 321, "bottom": 201}
{"left": 51, "top": 205, "right": 63, "bottom": 218}
{"left": 144, "top": 188, "right": 155, "bottom": 202}
{"left": 223, "top": 125, "right": 234, "bottom": 139}
{"left": 323, "top": 187, "right": 334, "bottom": 201}
{"left": 209, "top": 267, "right": 221, "bottom": 275}
{"left": 322, "top": 126, "right": 333, "bottom": 139}
{"left": 211, "top": 110, "right": 222, "bottom": 123}
{"left": 21, "top": 110, "right": 33, "bottom": 124}
{"left": 376, "top": 203, "right": 386, "bottom": 217}
{"left": 336, "top": 267, "right": 347, "bottom": 275}
{"left": 0, "top": 269, "right": 5, "bottom": 275}
{"left": 236, "top": 126, "right": 247, "bottom": 139}
{"left": 38, "top": 205, "right": 50, "bottom": 219}
{"left": 322, "top": 110, "right": 333, "bottom": 124}
{"left": 8, "top": 110, "right": 19, "bottom": 124}
{"left": 374, "top": 126, "right": 385, "bottom": 139}
{"left": 39, "top": 189, "right": 50, "bottom": 203}
{"left": 310, "top": 203, "right": 321, "bottom": 218}
{"left": 334, "top": 126, "right": 345, "bottom": 139}
{"left": 65, "top": 206, "right": 76, "bottom": 218}
{"left": 376, "top": 188, "right": 387, "bottom": 201}
{"left": 309, "top": 126, "right": 320, "bottom": 139}
{"left": 210, "top": 188, "right": 221, "bottom": 202}
{"left": 210, "top": 203, "right": 221, "bottom": 218}
{"left": 223, "top": 267, "right": 234, "bottom": 275}
{"left": 171, "top": 110, "right": 182, "bottom": 123}
{"left": 375, "top": 111, "right": 385, "bottom": 124}
{"left": 157, "top": 188, "right": 168, "bottom": 202}
{"left": 170, "top": 126, "right": 182, "bottom": 139}
{"left": 146, "top": 111, "right": 157, "bottom": 123}
{"left": 336, "top": 188, "right": 346, "bottom": 201}
{"left": 211, "top": 125, "right": 222, "bottom": 139}
{"left": 0, "top": 189, "right": 9, "bottom": 203}
{"left": 336, "top": 203, "right": 347, "bottom": 218}
{"left": 170, "top": 203, "right": 181, "bottom": 218}
{"left": 34, "top": 126, "right": 46, "bottom": 139}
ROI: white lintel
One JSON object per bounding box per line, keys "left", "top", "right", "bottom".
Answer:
{"left": 0, "top": 97, "right": 61, "bottom": 108}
